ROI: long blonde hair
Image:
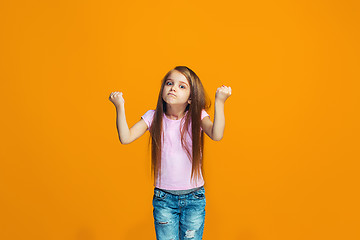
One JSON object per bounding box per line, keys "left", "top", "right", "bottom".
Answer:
{"left": 148, "top": 66, "right": 211, "bottom": 187}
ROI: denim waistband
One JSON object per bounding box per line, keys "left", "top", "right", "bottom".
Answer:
{"left": 155, "top": 186, "right": 203, "bottom": 196}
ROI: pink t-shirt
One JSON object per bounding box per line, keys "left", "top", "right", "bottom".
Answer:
{"left": 141, "top": 109, "right": 210, "bottom": 190}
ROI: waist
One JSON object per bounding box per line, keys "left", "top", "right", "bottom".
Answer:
{"left": 155, "top": 186, "right": 203, "bottom": 196}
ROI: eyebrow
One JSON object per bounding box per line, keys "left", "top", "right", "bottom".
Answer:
{"left": 166, "top": 78, "right": 189, "bottom": 86}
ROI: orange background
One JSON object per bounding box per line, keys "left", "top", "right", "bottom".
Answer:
{"left": 1, "top": 0, "right": 359, "bottom": 239}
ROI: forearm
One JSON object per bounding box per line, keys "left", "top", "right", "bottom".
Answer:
{"left": 212, "top": 100, "right": 225, "bottom": 141}
{"left": 116, "top": 104, "right": 131, "bottom": 144}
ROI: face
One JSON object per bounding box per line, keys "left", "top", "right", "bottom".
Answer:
{"left": 162, "top": 70, "right": 191, "bottom": 107}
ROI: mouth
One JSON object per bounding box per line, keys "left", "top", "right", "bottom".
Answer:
{"left": 168, "top": 93, "right": 176, "bottom": 97}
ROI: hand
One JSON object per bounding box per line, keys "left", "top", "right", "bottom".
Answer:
{"left": 215, "top": 85, "right": 232, "bottom": 103}
{"left": 109, "top": 91, "right": 125, "bottom": 108}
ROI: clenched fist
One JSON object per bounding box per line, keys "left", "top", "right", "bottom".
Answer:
{"left": 215, "top": 85, "right": 232, "bottom": 103}
{"left": 109, "top": 91, "right": 125, "bottom": 108}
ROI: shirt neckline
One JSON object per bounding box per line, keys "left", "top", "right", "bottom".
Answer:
{"left": 163, "top": 111, "right": 188, "bottom": 121}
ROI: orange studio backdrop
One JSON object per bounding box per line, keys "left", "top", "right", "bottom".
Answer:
{"left": 1, "top": 0, "right": 359, "bottom": 240}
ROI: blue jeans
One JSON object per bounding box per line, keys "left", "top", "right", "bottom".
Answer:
{"left": 152, "top": 186, "right": 206, "bottom": 240}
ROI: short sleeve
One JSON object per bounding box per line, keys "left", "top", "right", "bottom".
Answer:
{"left": 201, "top": 109, "right": 210, "bottom": 120}
{"left": 141, "top": 110, "right": 155, "bottom": 130}
{"left": 200, "top": 109, "right": 210, "bottom": 131}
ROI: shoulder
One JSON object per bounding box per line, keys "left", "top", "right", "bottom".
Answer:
{"left": 141, "top": 110, "right": 156, "bottom": 129}
{"left": 145, "top": 109, "right": 155, "bottom": 114}
{"left": 141, "top": 109, "right": 155, "bottom": 118}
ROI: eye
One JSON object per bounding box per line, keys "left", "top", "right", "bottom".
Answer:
{"left": 166, "top": 82, "right": 172, "bottom": 85}
{"left": 180, "top": 85, "right": 185, "bottom": 89}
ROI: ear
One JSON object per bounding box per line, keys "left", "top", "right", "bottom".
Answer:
{"left": 188, "top": 98, "right": 191, "bottom": 104}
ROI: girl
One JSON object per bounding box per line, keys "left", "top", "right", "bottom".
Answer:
{"left": 109, "top": 66, "right": 231, "bottom": 240}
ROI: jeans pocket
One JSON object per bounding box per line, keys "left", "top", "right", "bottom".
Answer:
{"left": 154, "top": 188, "right": 167, "bottom": 200}
{"left": 192, "top": 188, "right": 205, "bottom": 200}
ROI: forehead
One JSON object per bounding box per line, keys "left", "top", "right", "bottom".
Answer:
{"left": 166, "top": 70, "right": 189, "bottom": 85}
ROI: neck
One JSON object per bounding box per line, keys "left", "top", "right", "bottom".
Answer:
{"left": 165, "top": 105, "right": 188, "bottom": 120}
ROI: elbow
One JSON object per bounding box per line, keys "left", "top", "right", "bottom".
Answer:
{"left": 210, "top": 131, "right": 223, "bottom": 141}
{"left": 212, "top": 135, "right": 223, "bottom": 141}
{"left": 210, "top": 128, "right": 224, "bottom": 141}
{"left": 119, "top": 138, "right": 129, "bottom": 145}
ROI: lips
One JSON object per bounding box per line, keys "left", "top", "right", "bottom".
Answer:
{"left": 168, "top": 93, "right": 176, "bottom": 97}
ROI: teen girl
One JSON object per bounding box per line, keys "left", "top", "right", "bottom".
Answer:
{"left": 109, "top": 66, "right": 231, "bottom": 240}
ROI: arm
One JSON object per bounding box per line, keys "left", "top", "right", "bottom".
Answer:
{"left": 116, "top": 105, "right": 148, "bottom": 145}
{"left": 212, "top": 99, "right": 226, "bottom": 141}
{"left": 109, "top": 91, "right": 148, "bottom": 145}
{"left": 201, "top": 100, "right": 225, "bottom": 141}
{"left": 201, "top": 85, "right": 232, "bottom": 141}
